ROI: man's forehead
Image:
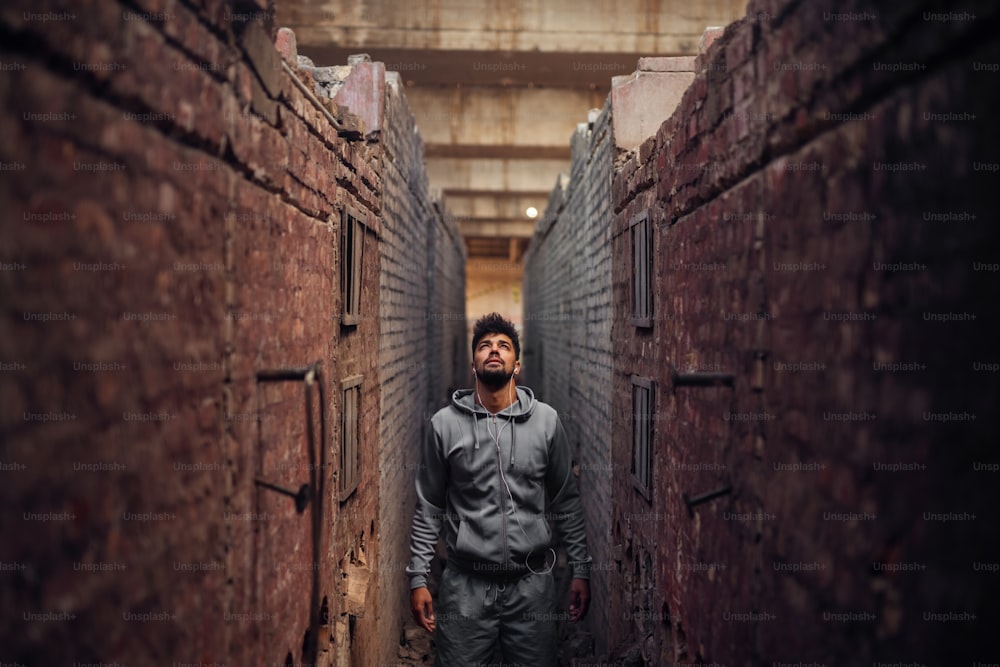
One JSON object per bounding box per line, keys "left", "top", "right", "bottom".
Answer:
{"left": 478, "top": 333, "right": 513, "bottom": 345}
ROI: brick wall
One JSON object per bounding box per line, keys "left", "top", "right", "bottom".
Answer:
{"left": 377, "top": 71, "right": 468, "bottom": 667}
{"left": 609, "top": 0, "right": 999, "bottom": 664}
{"left": 522, "top": 105, "right": 616, "bottom": 656}
{"left": 426, "top": 200, "right": 468, "bottom": 412}
{"left": 0, "top": 1, "right": 396, "bottom": 664}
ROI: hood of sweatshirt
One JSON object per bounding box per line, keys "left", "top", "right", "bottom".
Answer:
{"left": 450, "top": 385, "right": 535, "bottom": 470}
{"left": 450, "top": 385, "right": 536, "bottom": 421}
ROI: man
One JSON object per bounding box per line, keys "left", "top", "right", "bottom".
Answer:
{"left": 407, "top": 312, "right": 591, "bottom": 666}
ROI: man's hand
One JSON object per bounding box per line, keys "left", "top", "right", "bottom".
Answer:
{"left": 410, "top": 586, "right": 436, "bottom": 633}
{"left": 568, "top": 578, "right": 590, "bottom": 622}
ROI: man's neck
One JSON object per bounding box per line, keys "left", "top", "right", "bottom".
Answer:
{"left": 475, "top": 380, "right": 517, "bottom": 414}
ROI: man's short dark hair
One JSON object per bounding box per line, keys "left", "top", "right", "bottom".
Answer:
{"left": 471, "top": 312, "right": 521, "bottom": 360}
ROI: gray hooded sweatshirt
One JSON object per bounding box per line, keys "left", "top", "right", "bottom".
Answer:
{"left": 406, "top": 386, "right": 591, "bottom": 589}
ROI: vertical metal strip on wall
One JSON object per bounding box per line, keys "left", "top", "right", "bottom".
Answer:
{"left": 254, "top": 362, "right": 327, "bottom": 666}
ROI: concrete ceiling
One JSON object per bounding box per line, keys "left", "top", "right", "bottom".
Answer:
{"left": 277, "top": 0, "right": 747, "bottom": 258}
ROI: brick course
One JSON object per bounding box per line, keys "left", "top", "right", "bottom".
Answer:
{"left": 0, "top": 4, "right": 464, "bottom": 665}
{"left": 606, "top": 0, "right": 999, "bottom": 663}
{"left": 377, "top": 70, "right": 468, "bottom": 667}
{"left": 523, "top": 104, "right": 615, "bottom": 656}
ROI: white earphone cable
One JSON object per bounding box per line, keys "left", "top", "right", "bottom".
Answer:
{"left": 476, "top": 367, "right": 555, "bottom": 575}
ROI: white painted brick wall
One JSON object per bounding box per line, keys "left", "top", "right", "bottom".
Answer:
{"left": 523, "top": 101, "right": 614, "bottom": 655}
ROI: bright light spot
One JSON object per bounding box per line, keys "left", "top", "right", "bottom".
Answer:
{"left": 526, "top": 206, "right": 538, "bottom": 218}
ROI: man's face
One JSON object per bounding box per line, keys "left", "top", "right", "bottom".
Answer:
{"left": 473, "top": 333, "right": 517, "bottom": 386}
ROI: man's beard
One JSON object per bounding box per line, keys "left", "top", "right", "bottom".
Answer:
{"left": 477, "top": 364, "right": 512, "bottom": 387}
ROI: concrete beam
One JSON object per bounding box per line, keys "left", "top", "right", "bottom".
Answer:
{"left": 425, "top": 144, "right": 570, "bottom": 159}
{"left": 457, "top": 220, "right": 537, "bottom": 238}
{"left": 396, "top": 86, "right": 604, "bottom": 150}
{"left": 428, "top": 157, "right": 568, "bottom": 194}
{"left": 445, "top": 193, "right": 549, "bottom": 222}
{"left": 296, "top": 47, "right": 656, "bottom": 88}
{"left": 280, "top": 0, "right": 748, "bottom": 54}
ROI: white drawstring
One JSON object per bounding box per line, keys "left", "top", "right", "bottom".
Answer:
{"left": 473, "top": 382, "right": 556, "bottom": 577}
{"left": 483, "top": 581, "right": 505, "bottom": 607}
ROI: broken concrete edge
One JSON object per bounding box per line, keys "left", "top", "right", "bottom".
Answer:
{"left": 610, "top": 60, "right": 698, "bottom": 151}
{"left": 332, "top": 60, "right": 386, "bottom": 139}
{"left": 284, "top": 59, "right": 366, "bottom": 138}
{"left": 275, "top": 29, "right": 408, "bottom": 142}
{"left": 247, "top": 26, "right": 365, "bottom": 138}
{"left": 608, "top": 26, "right": 726, "bottom": 152}
{"left": 279, "top": 35, "right": 428, "bottom": 141}
{"left": 636, "top": 56, "right": 698, "bottom": 73}
{"left": 612, "top": 56, "right": 697, "bottom": 88}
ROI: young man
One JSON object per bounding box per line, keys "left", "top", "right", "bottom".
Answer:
{"left": 406, "top": 312, "right": 591, "bottom": 665}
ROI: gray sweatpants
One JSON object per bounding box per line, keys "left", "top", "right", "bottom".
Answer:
{"left": 434, "top": 564, "right": 558, "bottom": 667}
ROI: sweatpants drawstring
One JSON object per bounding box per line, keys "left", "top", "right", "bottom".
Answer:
{"left": 483, "top": 581, "right": 505, "bottom": 607}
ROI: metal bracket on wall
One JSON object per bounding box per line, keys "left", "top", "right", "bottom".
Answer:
{"left": 682, "top": 485, "right": 733, "bottom": 518}
{"left": 254, "top": 364, "right": 325, "bottom": 513}
{"left": 253, "top": 477, "right": 311, "bottom": 513}
{"left": 670, "top": 364, "right": 736, "bottom": 519}
{"left": 670, "top": 366, "right": 735, "bottom": 388}
{"left": 254, "top": 361, "right": 326, "bottom": 667}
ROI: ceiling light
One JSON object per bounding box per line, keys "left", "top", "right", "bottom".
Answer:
{"left": 526, "top": 206, "right": 538, "bottom": 219}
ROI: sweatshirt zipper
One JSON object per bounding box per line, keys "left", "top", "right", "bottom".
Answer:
{"left": 492, "top": 413, "right": 509, "bottom": 567}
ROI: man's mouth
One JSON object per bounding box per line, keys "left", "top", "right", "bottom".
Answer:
{"left": 486, "top": 359, "right": 502, "bottom": 366}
